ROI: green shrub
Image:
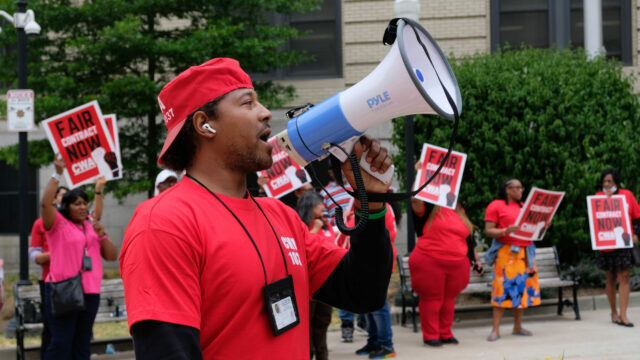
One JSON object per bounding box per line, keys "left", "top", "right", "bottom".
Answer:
{"left": 392, "top": 47, "right": 640, "bottom": 265}
{"left": 567, "top": 256, "right": 606, "bottom": 288}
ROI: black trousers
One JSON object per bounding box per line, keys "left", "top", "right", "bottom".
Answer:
{"left": 310, "top": 300, "right": 332, "bottom": 360}
{"left": 38, "top": 280, "right": 51, "bottom": 360}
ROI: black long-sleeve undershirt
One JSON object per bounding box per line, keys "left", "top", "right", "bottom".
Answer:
{"left": 312, "top": 215, "right": 393, "bottom": 312}
{"left": 131, "top": 215, "right": 393, "bottom": 359}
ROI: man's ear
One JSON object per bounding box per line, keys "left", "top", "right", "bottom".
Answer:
{"left": 193, "top": 111, "right": 216, "bottom": 138}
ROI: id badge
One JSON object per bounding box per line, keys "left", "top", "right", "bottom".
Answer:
{"left": 82, "top": 254, "right": 92, "bottom": 271}
{"left": 263, "top": 275, "right": 300, "bottom": 336}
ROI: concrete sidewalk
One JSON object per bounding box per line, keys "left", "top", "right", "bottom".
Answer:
{"left": 4, "top": 295, "right": 639, "bottom": 359}
{"left": 326, "top": 306, "right": 640, "bottom": 360}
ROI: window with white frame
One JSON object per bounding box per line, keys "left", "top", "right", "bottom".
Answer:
{"left": 491, "top": 0, "right": 631, "bottom": 65}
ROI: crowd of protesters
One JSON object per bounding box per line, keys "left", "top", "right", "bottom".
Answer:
{"left": 15, "top": 57, "right": 638, "bottom": 360}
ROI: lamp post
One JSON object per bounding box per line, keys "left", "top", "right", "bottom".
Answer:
{"left": 394, "top": 0, "right": 420, "bottom": 254}
{"left": 1, "top": 0, "right": 41, "bottom": 285}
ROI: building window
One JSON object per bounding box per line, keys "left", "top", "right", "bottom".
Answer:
{"left": 497, "top": 0, "right": 549, "bottom": 49}
{"left": 491, "top": 0, "right": 631, "bottom": 65}
{"left": 569, "top": 0, "right": 630, "bottom": 63}
{"left": 264, "top": 0, "right": 341, "bottom": 79}
{"left": 286, "top": 0, "right": 342, "bottom": 77}
{"left": 0, "top": 161, "right": 38, "bottom": 234}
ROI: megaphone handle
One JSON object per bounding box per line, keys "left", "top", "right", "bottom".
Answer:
{"left": 359, "top": 151, "right": 394, "bottom": 185}
{"left": 329, "top": 138, "right": 394, "bottom": 185}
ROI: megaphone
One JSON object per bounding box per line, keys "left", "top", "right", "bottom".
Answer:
{"left": 276, "top": 18, "right": 462, "bottom": 182}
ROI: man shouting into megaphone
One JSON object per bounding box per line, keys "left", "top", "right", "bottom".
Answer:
{"left": 120, "top": 58, "right": 394, "bottom": 360}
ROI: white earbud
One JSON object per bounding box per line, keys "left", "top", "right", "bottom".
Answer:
{"left": 202, "top": 123, "right": 216, "bottom": 134}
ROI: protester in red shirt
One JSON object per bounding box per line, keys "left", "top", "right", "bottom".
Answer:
{"left": 595, "top": 169, "right": 640, "bottom": 327}
{"left": 484, "top": 178, "right": 541, "bottom": 342}
{"left": 409, "top": 197, "right": 482, "bottom": 347}
{"left": 119, "top": 58, "right": 394, "bottom": 360}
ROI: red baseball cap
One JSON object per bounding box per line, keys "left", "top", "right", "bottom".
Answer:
{"left": 157, "top": 58, "right": 253, "bottom": 165}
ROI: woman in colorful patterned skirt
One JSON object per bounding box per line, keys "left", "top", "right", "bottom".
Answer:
{"left": 484, "top": 178, "right": 541, "bottom": 342}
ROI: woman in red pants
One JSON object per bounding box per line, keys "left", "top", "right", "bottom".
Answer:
{"left": 409, "top": 198, "right": 482, "bottom": 347}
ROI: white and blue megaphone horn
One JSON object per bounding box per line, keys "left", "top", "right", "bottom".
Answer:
{"left": 276, "top": 18, "right": 462, "bottom": 184}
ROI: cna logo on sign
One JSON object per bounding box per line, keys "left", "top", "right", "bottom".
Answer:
{"left": 158, "top": 97, "right": 175, "bottom": 125}
{"left": 366, "top": 91, "right": 392, "bottom": 110}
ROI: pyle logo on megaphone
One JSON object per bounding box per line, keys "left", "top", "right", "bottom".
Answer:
{"left": 366, "top": 91, "right": 392, "bottom": 110}
{"left": 276, "top": 18, "right": 462, "bottom": 183}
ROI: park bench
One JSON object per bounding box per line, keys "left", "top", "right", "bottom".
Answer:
{"left": 397, "top": 246, "right": 580, "bottom": 333}
{"left": 13, "top": 278, "right": 126, "bottom": 360}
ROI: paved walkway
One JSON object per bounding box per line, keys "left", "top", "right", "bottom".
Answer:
{"left": 326, "top": 307, "right": 640, "bottom": 360}
{"left": 5, "top": 298, "right": 638, "bottom": 359}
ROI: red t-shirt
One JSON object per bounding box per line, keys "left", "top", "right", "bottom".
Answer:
{"left": 484, "top": 199, "right": 531, "bottom": 247}
{"left": 29, "top": 218, "right": 50, "bottom": 280}
{"left": 595, "top": 188, "right": 640, "bottom": 252}
{"left": 415, "top": 207, "right": 469, "bottom": 261}
{"left": 318, "top": 219, "right": 336, "bottom": 242}
{"left": 120, "top": 178, "right": 347, "bottom": 359}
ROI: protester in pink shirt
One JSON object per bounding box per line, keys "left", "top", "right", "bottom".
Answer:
{"left": 41, "top": 155, "right": 118, "bottom": 360}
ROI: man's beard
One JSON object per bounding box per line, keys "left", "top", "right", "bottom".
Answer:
{"left": 225, "top": 143, "right": 273, "bottom": 173}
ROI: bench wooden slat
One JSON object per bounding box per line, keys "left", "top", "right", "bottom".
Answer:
{"left": 539, "top": 278, "right": 574, "bottom": 288}
{"left": 460, "top": 283, "right": 492, "bottom": 294}
{"left": 14, "top": 278, "right": 127, "bottom": 324}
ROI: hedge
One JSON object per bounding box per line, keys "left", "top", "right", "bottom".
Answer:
{"left": 392, "top": 47, "right": 640, "bottom": 264}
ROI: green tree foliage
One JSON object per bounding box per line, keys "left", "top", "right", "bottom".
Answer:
{"left": 392, "top": 47, "right": 640, "bottom": 263}
{"left": 0, "top": 0, "right": 320, "bottom": 197}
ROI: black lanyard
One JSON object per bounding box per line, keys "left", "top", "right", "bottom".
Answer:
{"left": 186, "top": 174, "right": 290, "bottom": 285}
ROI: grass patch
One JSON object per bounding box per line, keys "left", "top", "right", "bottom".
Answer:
{"left": 0, "top": 321, "right": 129, "bottom": 349}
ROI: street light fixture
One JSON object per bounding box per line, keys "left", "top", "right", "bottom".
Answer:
{"left": 0, "top": 9, "right": 41, "bottom": 35}
{"left": 1, "top": 1, "right": 40, "bottom": 285}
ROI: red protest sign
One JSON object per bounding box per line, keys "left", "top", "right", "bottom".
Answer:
{"left": 412, "top": 143, "right": 466, "bottom": 209}
{"left": 257, "top": 136, "right": 311, "bottom": 198}
{"left": 102, "top": 114, "right": 123, "bottom": 180}
{"left": 587, "top": 195, "right": 633, "bottom": 250}
{"left": 511, "top": 187, "right": 565, "bottom": 241}
{"left": 41, "top": 101, "right": 118, "bottom": 187}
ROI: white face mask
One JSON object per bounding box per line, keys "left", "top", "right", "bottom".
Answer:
{"left": 604, "top": 186, "right": 617, "bottom": 193}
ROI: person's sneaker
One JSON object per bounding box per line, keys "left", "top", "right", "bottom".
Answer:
{"left": 369, "top": 346, "right": 396, "bottom": 359}
{"left": 341, "top": 326, "right": 354, "bottom": 343}
{"left": 355, "top": 344, "right": 379, "bottom": 355}
{"left": 423, "top": 339, "right": 443, "bottom": 347}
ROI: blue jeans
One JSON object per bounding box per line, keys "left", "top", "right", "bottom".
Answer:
{"left": 44, "top": 283, "right": 100, "bottom": 360}
{"left": 338, "top": 309, "right": 365, "bottom": 326}
{"left": 338, "top": 309, "right": 353, "bottom": 323}
{"left": 364, "top": 301, "right": 393, "bottom": 348}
